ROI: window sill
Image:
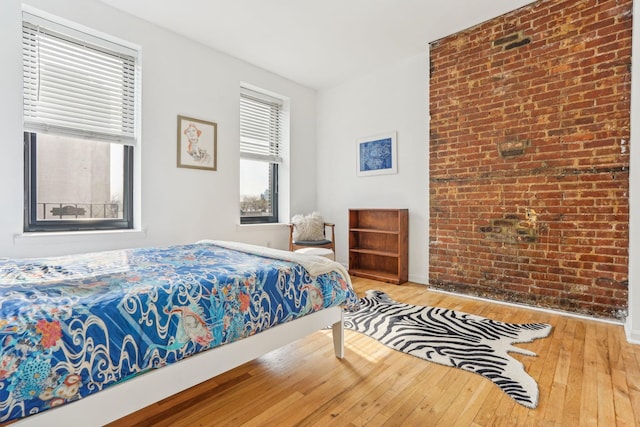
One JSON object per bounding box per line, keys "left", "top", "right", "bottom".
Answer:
{"left": 236, "top": 223, "right": 289, "bottom": 232}
{"left": 14, "top": 228, "right": 147, "bottom": 247}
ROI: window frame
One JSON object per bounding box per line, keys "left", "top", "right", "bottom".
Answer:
{"left": 240, "top": 162, "right": 279, "bottom": 224}
{"left": 23, "top": 132, "right": 134, "bottom": 232}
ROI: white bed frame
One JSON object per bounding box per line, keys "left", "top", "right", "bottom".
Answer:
{"left": 14, "top": 307, "right": 344, "bottom": 427}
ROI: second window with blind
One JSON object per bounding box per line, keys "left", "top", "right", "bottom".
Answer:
{"left": 239, "top": 86, "right": 287, "bottom": 224}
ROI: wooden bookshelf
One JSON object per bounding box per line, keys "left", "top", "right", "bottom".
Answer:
{"left": 348, "top": 209, "right": 408, "bottom": 284}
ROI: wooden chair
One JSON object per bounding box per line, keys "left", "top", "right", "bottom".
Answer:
{"left": 288, "top": 222, "right": 335, "bottom": 258}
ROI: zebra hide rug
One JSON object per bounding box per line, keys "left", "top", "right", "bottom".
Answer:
{"left": 343, "top": 290, "right": 553, "bottom": 409}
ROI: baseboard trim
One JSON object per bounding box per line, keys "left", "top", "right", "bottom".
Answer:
{"left": 408, "top": 274, "right": 428, "bottom": 285}
{"left": 428, "top": 287, "right": 624, "bottom": 327}
{"left": 625, "top": 322, "right": 640, "bottom": 344}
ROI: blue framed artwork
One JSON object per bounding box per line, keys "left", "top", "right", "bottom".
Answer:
{"left": 356, "top": 131, "right": 397, "bottom": 176}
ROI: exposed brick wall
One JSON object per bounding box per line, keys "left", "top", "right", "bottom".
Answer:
{"left": 429, "top": 0, "right": 631, "bottom": 320}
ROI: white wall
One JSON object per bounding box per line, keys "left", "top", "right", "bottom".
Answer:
{"left": 316, "top": 53, "right": 430, "bottom": 284}
{"left": 0, "top": 0, "right": 318, "bottom": 258}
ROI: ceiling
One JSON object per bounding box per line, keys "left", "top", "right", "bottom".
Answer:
{"left": 99, "top": 0, "right": 535, "bottom": 90}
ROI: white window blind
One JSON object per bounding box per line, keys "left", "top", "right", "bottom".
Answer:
{"left": 240, "top": 89, "right": 283, "bottom": 163}
{"left": 22, "top": 13, "right": 138, "bottom": 145}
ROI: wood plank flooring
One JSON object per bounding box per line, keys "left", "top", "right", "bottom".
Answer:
{"left": 109, "top": 278, "right": 640, "bottom": 427}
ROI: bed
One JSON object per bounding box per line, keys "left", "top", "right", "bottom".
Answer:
{"left": 0, "top": 240, "right": 358, "bottom": 426}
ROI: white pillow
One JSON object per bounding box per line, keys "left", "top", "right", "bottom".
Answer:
{"left": 291, "top": 212, "right": 325, "bottom": 241}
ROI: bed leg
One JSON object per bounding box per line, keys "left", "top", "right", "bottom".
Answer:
{"left": 331, "top": 313, "right": 344, "bottom": 359}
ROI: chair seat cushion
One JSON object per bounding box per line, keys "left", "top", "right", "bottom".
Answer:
{"left": 293, "top": 239, "right": 331, "bottom": 246}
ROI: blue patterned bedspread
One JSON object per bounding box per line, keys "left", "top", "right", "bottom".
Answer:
{"left": 0, "top": 242, "right": 357, "bottom": 423}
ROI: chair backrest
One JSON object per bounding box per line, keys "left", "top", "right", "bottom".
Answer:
{"left": 288, "top": 218, "right": 335, "bottom": 253}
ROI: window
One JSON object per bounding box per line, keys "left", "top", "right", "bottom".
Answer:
{"left": 22, "top": 11, "right": 139, "bottom": 232}
{"left": 239, "top": 87, "right": 285, "bottom": 224}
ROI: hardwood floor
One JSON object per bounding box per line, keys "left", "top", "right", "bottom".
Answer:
{"left": 109, "top": 278, "right": 640, "bottom": 427}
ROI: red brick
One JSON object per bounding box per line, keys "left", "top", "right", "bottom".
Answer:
{"left": 429, "top": 0, "right": 630, "bottom": 320}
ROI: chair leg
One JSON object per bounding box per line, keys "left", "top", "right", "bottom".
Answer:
{"left": 288, "top": 224, "right": 294, "bottom": 252}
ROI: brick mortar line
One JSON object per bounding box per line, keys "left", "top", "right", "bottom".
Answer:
{"left": 430, "top": 165, "right": 628, "bottom": 183}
